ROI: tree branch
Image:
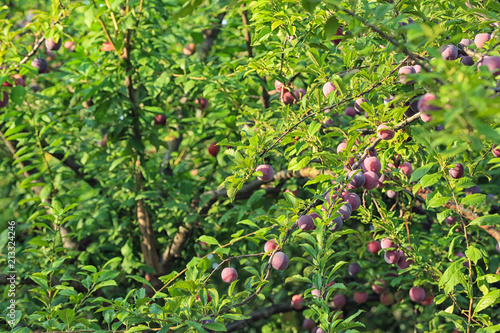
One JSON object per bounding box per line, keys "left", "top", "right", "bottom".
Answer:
{"left": 417, "top": 188, "right": 500, "bottom": 243}
{"left": 225, "top": 295, "right": 380, "bottom": 332}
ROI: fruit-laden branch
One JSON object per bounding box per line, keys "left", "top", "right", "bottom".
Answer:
{"left": 199, "top": 168, "right": 323, "bottom": 215}
{"left": 225, "top": 295, "right": 380, "bottom": 332}
{"left": 219, "top": 111, "right": 425, "bottom": 316}
{"left": 160, "top": 168, "right": 320, "bottom": 271}
{"left": 339, "top": 8, "right": 428, "bottom": 70}
{"left": 417, "top": 188, "right": 500, "bottom": 243}
{"left": 18, "top": 10, "right": 67, "bottom": 65}
{"left": 260, "top": 56, "right": 409, "bottom": 158}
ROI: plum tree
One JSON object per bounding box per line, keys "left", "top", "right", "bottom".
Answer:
{"left": 45, "top": 38, "right": 61, "bottom": 51}
{"left": 376, "top": 124, "right": 395, "bottom": 140}
{"left": 4, "top": 1, "right": 500, "bottom": 332}
{"left": 380, "top": 292, "right": 394, "bottom": 306}
{"left": 348, "top": 262, "right": 361, "bottom": 276}
{"left": 400, "top": 162, "right": 413, "bottom": 177}
{"left": 362, "top": 156, "right": 381, "bottom": 174}
{"left": 322, "top": 82, "right": 337, "bottom": 97}
{"left": 264, "top": 239, "right": 278, "bottom": 253}
{"left": 347, "top": 170, "right": 365, "bottom": 188}
{"left": 256, "top": 164, "right": 274, "bottom": 181}
{"left": 398, "top": 66, "right": 416, "bottom": 84}
{"left": 354, "top": 291, "right": 368, "bottom": 304}
{"left": 332, "top": 294, "right": 346, "bottom": 308}
{"left": 363, "top": 171, "right": 379, "bottom": 190}
{"left": 31, "top": 58, "right": 48, "bottom": 74}
{"left": 448, "top": 163, "right": 464, "bottom": 179}
{"left": 478, "top": 56, "right": 500, "bottom": 77}
{"left": 409, "top": 287, "right": 426, "bottom": 302}
{"left": 208, "top": 143, "right": 220, "bottom": 157}
{"left": 271, "top": 252, "right": 289, "bottom": 270}
{"left": 291, "top": 295, "right": 304, "bottom": 310}
{"left": 367, "top": 240, "right": 381, "bottom": 254}
{"left": 474, "top": 33, "right": 491, "bottom": 48}
{"left": 182, "top": 43, "right": 196, "bottom": 56}
{"left": 381, "top": 238, "right": 396, "bottom": 249}
{"left": 372, "top": 279, "right": 388, "bottom": 294}
{"left": 440, "top": 44, "right": 458, "bottom": 60}
{"left": 221, "top": 267, "right": 238, "bottom": 283}
{"left": 297, "top": 214, "right": 315, "bottom": 231}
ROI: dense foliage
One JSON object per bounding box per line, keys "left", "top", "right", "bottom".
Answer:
{"left": 1, "top": 0, "right": 500, "bottom": 332}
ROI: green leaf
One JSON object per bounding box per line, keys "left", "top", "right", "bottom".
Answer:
{"left": 324, "top": 16, "right": 339, "bottom": 39}
{"left": 288, "top": 156, "right": 310, "bottom": 171}
{"left": 109, "top": 157, "right": 127, "bottom": 172}
{"left": 465, "top": 245, "right": 482, "bottom": 265}
{"left": 436, "top": 311, "right": 466, "bottom": 331}
{"left": 57, "top": 308, "right": 75, "bottom": 327}
{"left": 301, "top": 0, "right": 321, "bottom": 13}
{"left": 93, "top": 280, "right": 117, "bottom": 291}
{"left": 439, "top": 261, "right": 468, "bottom": 294}
{"left": 84, "top": 5, "right": 98, "bottom": 28}
{"left": 420, "top": 173, "right": 441, "bottom": 188}
{"left": 174, "top": 0, "right": 204, "bottom": 19}
{"left": 409, "top": 163, "right": 435, "bottom": 183}
{"left": 81, "top": 265, "right": 97, "bottom": 273}
{"left": 460, "top": 194, "right": 486, "bottom": 207}
{"left": 198, "top": 235, "right": 220, "bottom": 246}
{"left": 469, "top": 214, "right": 500, "bottom": 226}
{"left": 11, "top": 85, "right": 26, "bottom": 105}
{"left": 126, "top": 275, "right": 153, "bottom": 290}
{"left": 474, "top": 289, "right": 500, "bottom": 315}
{"left": 427, "top": 195, "right": 451, "bottom": 208}
{"left": 204, "top": 322, "right": 228, "bottom": 331}
{"left": 285, "top": 274, "right": 312, "bottom": 284}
